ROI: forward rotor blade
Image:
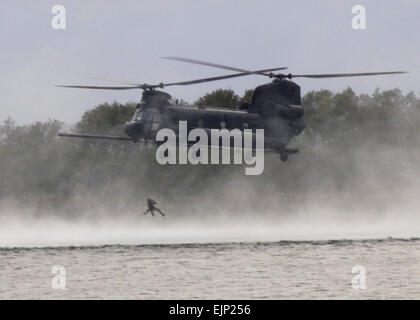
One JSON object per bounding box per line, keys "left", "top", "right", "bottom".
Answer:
{"left": 163, "top": 56, "right": 287, "bottom": 77}
{"left": 58, "top": 133, "right": 133, "bottom": 141}
{"left": 291, "top": 71, "right": 408, "bottom": 79}
{"left": 55, "top": 85, "right": 144, "bottom": 90}
{"left": 56, "top": 66, "right": 285, "bottom": 90}
{"left": 163, "top": 67, "right": 287, "bottom": 86}
{"left": 90, "top": 76, "right": 142, "bottom": 86}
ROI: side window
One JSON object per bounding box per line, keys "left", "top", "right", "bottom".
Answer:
{"left": 153, "top": 113, "right": 160, "bottom": 123}
{"left": 144, "top": 112, "right": 153, "bottom": 121}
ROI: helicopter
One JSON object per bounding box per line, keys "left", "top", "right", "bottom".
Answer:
{"left": 57, "top": 57, "right": 407, "bottom": 161}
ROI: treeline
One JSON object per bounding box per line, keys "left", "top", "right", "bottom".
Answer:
{"left": 1, "top": 87, "right": 420, "bottom": 215}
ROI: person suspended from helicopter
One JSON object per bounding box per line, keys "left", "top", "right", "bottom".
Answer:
{"left": 143, "top": 198, "right": 166, "bottom": 217}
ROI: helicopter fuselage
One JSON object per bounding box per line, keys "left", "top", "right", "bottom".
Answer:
{"left": 123, "top": 80, "right": 306, "bottom": 160}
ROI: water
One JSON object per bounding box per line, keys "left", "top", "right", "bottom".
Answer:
{"left": 1, "top": 238, "right": 420, "bottom": 299}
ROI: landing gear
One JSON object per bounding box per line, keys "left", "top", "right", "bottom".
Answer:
{"left": 280, "top": 151, "right": 288, "bottom": 162}
{"left": 280, "top": 148, "right": 299, "bottom": 162}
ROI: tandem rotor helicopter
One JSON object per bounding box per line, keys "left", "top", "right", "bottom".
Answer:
{"left": 57, "top": 57, "right": 407, "bottom": 161}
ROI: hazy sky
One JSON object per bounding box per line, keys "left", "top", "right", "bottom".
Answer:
{"left": 0, "top": 0, "right": 418, "bottom": 124}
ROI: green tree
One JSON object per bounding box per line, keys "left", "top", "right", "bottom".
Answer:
{"left": 0, "top": 117, "right": 15, "bottom": 146}
{"left": 195, "top": 89, "right": 240, "bottom": 109}
{"left": 76, "top": 101, "right": 136, "bottom": 134}
{"left": 1, "top": 87, "right": 420, "bottom": 214}
{"left": 239, "top": 89, "right": 255, "bottom": 105}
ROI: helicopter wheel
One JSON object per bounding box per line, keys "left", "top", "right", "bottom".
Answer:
{"left": 280, "top": 151, "right": 288, "bottom": 162}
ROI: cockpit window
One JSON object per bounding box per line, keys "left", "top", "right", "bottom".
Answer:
{"left": 134, "top": 110, "right": 144, "bottom": 121}
{"left": 134, "top": 109, "right": 161, "bottom": 127}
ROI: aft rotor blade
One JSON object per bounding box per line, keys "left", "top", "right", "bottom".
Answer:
{"left": 163, "top": 67, "right": 287, "bottom": 86}
{"left": 291, "top": 71, "right": 408, "bottom": 79}
{"left": 163, "top": 56, "right": 287, "bottom": 77}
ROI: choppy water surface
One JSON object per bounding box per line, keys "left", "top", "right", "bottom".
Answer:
{"left": 1, "top": 238, "right": 419, "bottom": 299}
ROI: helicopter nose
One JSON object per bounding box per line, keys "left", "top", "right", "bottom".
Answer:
{"left": 124, "top": 121, "right": 142, "bottom": 140}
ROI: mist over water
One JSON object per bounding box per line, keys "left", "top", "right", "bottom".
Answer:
{"left": 1, "top": 213, "right": 420, "bottom": 248}
{"left": 1, "top": 157, "right": 420, "bottom": 248}
{"left": 1, "top": 145, "right": 420, "bottom": 248}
